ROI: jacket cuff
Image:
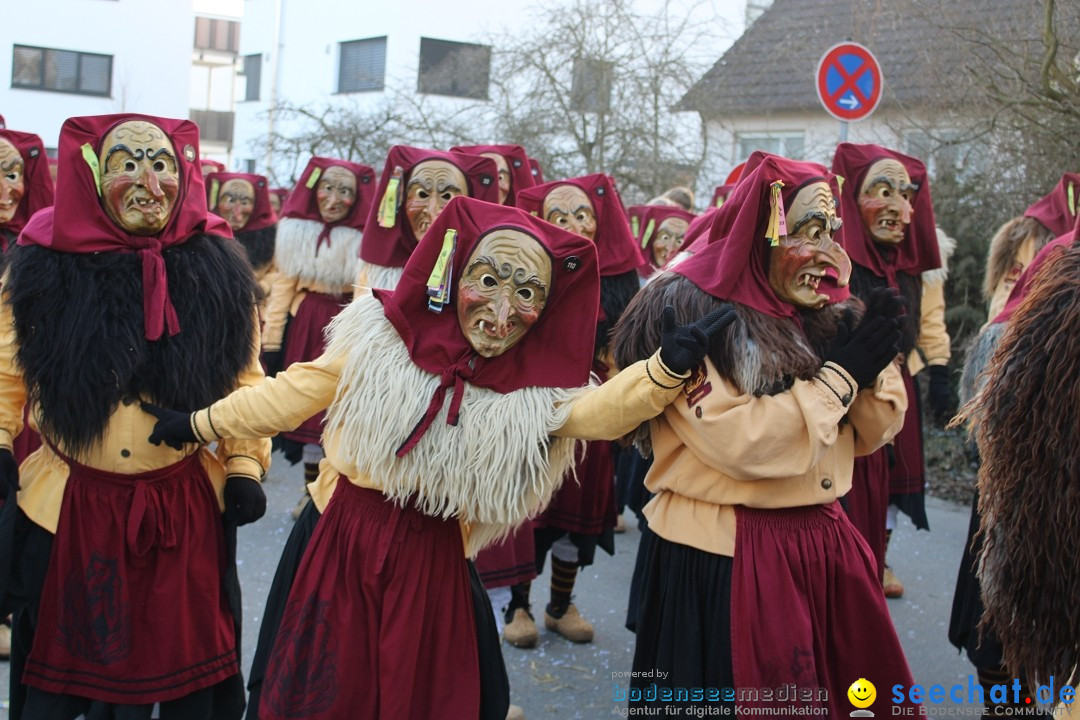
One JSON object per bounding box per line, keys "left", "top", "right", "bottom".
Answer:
{"left": 647, "top": 351, "right": 691, "bottom": 389}
{"left": 225, "top": 455, "right": 264, "bottom": 482}
{"left": 817, "top": 362, "right": 858, "bottom": 408}
{"left": 0, "top": 428, "right": 14, "bottom": 452}
{"left": 192, "top": 408, "right": 221, "bottom": 443}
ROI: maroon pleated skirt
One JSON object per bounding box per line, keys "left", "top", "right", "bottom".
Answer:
{"left": 282, "top": 291, "right": 350, "bottom": 445}
{"left": 731, "top": 503, "right": 917, "bottom": 716}
{"left": 261, "top": 479, "right": 480, "bottom": 720}
{"left": 23, "top": 452, "right": 237, "bottom": 705}
{"left": 474, "top": 525, "right": 537, "bottom": 589}
{"left": 843, "top": 447, "right": 890, "bottom": 580}
{"left": 536, "top": 439, "right": 616, "bottom": 535}
{"left": 889, "top": 367, "right": 925, "bottom": 497}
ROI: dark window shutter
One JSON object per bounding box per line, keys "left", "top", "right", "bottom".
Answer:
{"left": 417, "top": 37, "right": 490, "bottom": 100}
{"left": 243, "top": 54, "right": 262, "bottom": 101}
{"left": 339, "top": 37, "right": 386, "bottom": 93}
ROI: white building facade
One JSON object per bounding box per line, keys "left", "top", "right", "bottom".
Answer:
{"left": 232, "top": 0, "right": 545, "bottom": 177}
{"left": 1, "top": 0, "right": 194, "bottom": 150}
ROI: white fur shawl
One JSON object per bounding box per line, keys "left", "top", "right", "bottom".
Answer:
{"left": 323, "top": 294, "right": 583, "bottom": 555}
{"left": 923, "top": 226, "right": 958, "bottom": 287}
{"left": 275, "top": 217, "right": 362, "bottom": 288}
{"left": 355, "top": 260, "right": 406, "bottom": 292}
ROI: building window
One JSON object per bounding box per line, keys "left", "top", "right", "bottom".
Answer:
{"left": 194, "top": 17, "right": 240, "bottom": 54}
{"left": 417, "top": 37, "right": 490, "bottom": 100}
{"left": 338, "top": 37, "right": 386, "bottom": 93}
{"left": 242, "top": 54, "right": 262, "bottom": 102}
{"left": 736, "top": 132, "right": 805, "bottom": 161}
{"left": 12, "top": 45, "right": 112, "bottom": 97}
{"left": 570, "top": 57, "right": 613, "bottom": 114}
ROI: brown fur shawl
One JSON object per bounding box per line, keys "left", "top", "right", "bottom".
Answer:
{"left": 962, "top": 239, "right": 1080, "bottom": 686}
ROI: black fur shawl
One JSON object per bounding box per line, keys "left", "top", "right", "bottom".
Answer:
{"left": 850, "top": 264, "right": 921, "bottom": 356}
{"left": 597, "top": 269, "right": 641, "bottom": 354}
{"left": 0, "top": 229, "right": 16, "bottom": 274}
{"left": 236, "top": 225, "right": 276, "bottom": 274}
{"left": 5, "top": 234, "right": 260, "bottom": 455}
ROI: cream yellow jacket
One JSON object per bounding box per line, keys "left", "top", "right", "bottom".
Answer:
{"left": 644, "top": 358, "right": 907, "bottom": 556}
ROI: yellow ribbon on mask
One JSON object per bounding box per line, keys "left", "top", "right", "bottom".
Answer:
{"left": 764, "top": 180, "right": 786, "bottom": 247}
{"left": 378, "top": 166, "right": 404, "bottom": 228}
{"left": 426, "top": 228, "right": 457, "bottom": 312}
{"left": 80, "top": 143, "right": 102, "bottom": 196}
{"left": 641, "top": 218, "right": 656, "bottom": 249}
{"left": 208, "top": 179, "right": 220, "bottom": 209}
{"left": 1068, "top": 182, "right": 1076, "bottom": 216}
{"left": 305, "top": 166, "right": 322, "bottom": 189}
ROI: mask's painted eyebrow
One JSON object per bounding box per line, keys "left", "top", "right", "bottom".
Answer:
{"left": 146, "top": 147, "right": 175, "bottom": 163}
{"left": 865, "top": 174, "right": 896, "bottom": 190}
{"left": 104, "top": 143, "right": 139, "bottom": 168}
{"left": 467, "top": 255, "right": 497, "bottom": 274}
{"left": 790, "top": 210, "right": 829, "bottom": 236}
{"left": 436, "top": 178, "right": 463, "bottom": 194}
{"left": 517, "top": 274, "right": 547, "bottom": 291}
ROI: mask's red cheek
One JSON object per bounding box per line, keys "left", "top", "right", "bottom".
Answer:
{"left": 457, "top": 284, "right": 488, "bottom": 313}
{"left": 516, "top": 306, "right": 541, "bottom": 329}
{"left": 159, "top": 176, "right": 180, "bottom": 203}
{"left": 859, "top": 197, "right": 888, "bottom": 227}
{"left": 777, "top": 242, "right": 815, "bottom": 280}
{"left": 103, "top": 176, "right": 136, "bottom": 212}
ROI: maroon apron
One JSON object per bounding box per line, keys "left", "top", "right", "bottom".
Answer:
{"left": 535, "top": 358, "right": 617, "bottom": 536}
{"left": 843, "top": 447, "right": 890, "bottom": 580}
{"left": 474, "top": 525, "right": 537, "bottom": 589}
{"left": 282, "top": 291, "right": 350, "bottom": 445}
{"left": 23, "top": 451, "right": 237, "bottom": 704}
{"left": 731, "top": 503, "right": 917, "bottom": 716}
{"left": 536, "top": 439, "right": 616, "bottom": 535}
{"left": 12, "top": 406, "right": 42, "bottom": 464}
{"left": 889, "top": 366, "right": 925, "bottom": 496}
{"left": 261, "top": 479, "right": 480, "bottom": 720}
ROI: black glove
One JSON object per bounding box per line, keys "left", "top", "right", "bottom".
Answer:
{"left": 142, "top": 402, "right": 198, "bottom": 450}
{"left": 927, "top": 364, "right": 951, "bottom": 423}
{"left": 862, "top": 286, "right": 908, "bottom": 323}
{"left": 826, "top": 314, "right": 902, "bottom": 390}
{"left": 659, "top": 304, "right": 737, "bottom": 376}
{"left": 261, "top": 350, "right": 284, "bottom": 377}
{"left": 0, "top": 449, "right": 18, "bottom": 503}
{"left": 223, "top": 475, "right": 267, "bottom": 526}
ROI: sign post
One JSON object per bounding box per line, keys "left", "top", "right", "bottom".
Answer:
{"left": 815, "top": 42, "right": 883, "bottom": 142}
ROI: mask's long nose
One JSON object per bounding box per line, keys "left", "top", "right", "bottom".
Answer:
{"left": 820, "top": 239, "right": 852, "bottom": 288}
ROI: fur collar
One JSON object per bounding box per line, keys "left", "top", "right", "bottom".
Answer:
{"left": 324, "top": 294, "right": 583, "bottom": 555}
{"left": 613, "top": 271, "right": 846, "bottom": 396}
{"left": 355, "top": 260, "right": 405, "bottom": 291}
{"left": 236, "top": 225, "right": 276, "bottom": 274}
{"left": 275, "top": 217, "right": 362, "bottom": 289}
{"left": 922, "top": 226, "right": 957, "bottom": 287}
{"left": 5, "top": 236, "right": 258, "bottom": 455}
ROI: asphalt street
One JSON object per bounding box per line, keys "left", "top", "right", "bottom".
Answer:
{"left": 0, "top": 452, "right": 987, "bottom": 719}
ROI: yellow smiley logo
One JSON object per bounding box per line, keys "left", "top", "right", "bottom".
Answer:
{"left": 847, "top": 678, "right": 876, "bottom": 709}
